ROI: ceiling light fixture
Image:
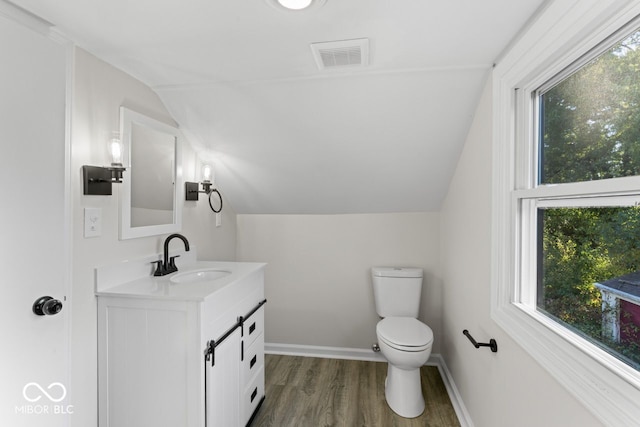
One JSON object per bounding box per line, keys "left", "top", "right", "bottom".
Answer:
{"left": 278, "top": 0, "right": 312, "bottom": 10}
{"left": 266, "top": 0, "right": 327, "bottom": 12}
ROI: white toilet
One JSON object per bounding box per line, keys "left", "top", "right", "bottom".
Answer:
{"left": 372, "top": 267, "right": 433, "bottom": 418}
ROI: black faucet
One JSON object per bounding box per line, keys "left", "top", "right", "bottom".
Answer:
{"left": 153, "top": 233, "right": 190, "bottom": 276}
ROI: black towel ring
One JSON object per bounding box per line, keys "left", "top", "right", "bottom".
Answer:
{"left": 208, "top": 188, "right": 223, "bottom": 213}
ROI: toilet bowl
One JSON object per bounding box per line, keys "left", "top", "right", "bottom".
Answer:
{"left": 376, "top": 316, "right": 433, "bottom": 418}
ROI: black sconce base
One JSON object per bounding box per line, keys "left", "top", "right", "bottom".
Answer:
{"left": 83, "top": 165, "right": 113, "bottom": 195}
{"left": 185, "top": 182, "right": 200, "bottom": 200}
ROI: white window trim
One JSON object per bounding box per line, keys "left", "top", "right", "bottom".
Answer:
{"left": 492, "top": 1, "right": 640, "bottom": 426}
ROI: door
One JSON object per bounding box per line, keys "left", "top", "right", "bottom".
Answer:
{"left": 0, "top": 10, "right": 70, "bottom": 427}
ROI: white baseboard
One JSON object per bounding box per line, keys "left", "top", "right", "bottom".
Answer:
{"left": 264, "top": 342, "right": 473, "bottom": 427}
{"left": 429, "top": 354, "right": 475, "bottom": 427}
{"left": 265, "top": 342, "right": 387, "bottom": 362}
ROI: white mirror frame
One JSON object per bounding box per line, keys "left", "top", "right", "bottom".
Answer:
{"left": 119, "top": 107, "right": 183, "bottom": 239}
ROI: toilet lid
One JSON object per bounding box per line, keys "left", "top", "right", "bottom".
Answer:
{"left": 377, "top": 317, "right": 433, "bottom": 348}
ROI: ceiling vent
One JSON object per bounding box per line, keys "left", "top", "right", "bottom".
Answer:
{"left": 310, "top": 38, "right": 370, "bottom": 70}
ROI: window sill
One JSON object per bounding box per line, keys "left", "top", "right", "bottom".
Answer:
{"left": 492, "top": 298, "right": 640, "bottom": 426}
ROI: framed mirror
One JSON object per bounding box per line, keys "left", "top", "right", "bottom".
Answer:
{"left": 119, "top": 107, "right": 183, "bottom": 239}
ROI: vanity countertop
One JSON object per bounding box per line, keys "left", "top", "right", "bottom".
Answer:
{"left": 95, "top": 260, "right": 266, "bottom": 301}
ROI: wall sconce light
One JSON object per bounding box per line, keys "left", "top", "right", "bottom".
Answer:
{"left": 185, "top": 164, "right": 223, "bottom": 213}
{"left": 82, "top": 133, "right": 127, "bottom": 196}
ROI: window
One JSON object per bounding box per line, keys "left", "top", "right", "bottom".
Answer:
{"left": 492, "top": 2, "right": 640, "bottom": 425}
{"left": 539, "top": 29, "right": 640, "bottom": 186}
{"left": 537, "top": 204, "right": 640, "bottom": 369}
{"left": 533, "top": 28, "right": 640, "bottom": 371}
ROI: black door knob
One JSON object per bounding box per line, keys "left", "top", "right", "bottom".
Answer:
{"left": 32, "top": 296, "right": 63, "bottom": 316}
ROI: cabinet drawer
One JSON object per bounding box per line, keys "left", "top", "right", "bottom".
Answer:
{"left": 242, "top": 332, "right": 264, "bottom": 385}
{"left": 243, "top": 305, "right": 264, "bottom": 348}
{"left": 242, "top": 365, "right": 265, "bottom": 424}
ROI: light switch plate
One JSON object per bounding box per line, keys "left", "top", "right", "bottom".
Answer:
{"left": 84, "top": 207, "right": 102, "bottom": 237}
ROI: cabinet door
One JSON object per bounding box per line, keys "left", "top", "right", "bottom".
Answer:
{"left": 205, "top": 328, "right": 241, "bottom": 427}
{"left": 99, "top": 299, "right": 194, "bottom": 427}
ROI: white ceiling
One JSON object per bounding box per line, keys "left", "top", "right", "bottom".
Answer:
{"left": 11, "top": 0, "right": 546, "bottom": 214}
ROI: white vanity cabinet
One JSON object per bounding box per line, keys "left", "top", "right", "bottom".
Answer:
{"left": 96, "top": 261, "right": 266, "bottom": 427}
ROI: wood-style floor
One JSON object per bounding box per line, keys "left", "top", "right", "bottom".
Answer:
{"left": 252, "top": 354, "right": 461, "bottom": 427}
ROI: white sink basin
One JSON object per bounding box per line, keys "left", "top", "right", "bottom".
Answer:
{"left": 170, "top": 268, "right": 231, "bottom": 284}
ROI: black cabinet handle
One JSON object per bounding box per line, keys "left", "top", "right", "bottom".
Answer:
{"left": 249, "top": 322, "right": 256, "bottom": 335}
{"left": 250, "top": 355, "right": 257, "bottom": 369}
{"left": 250, "top": 387, "right": 258, "bottom": 402}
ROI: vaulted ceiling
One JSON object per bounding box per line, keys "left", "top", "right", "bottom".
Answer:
{"left": 11, "top": 0, "right": 546, "bottom": 213}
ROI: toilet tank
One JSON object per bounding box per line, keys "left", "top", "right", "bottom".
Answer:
{"left": 371, "top": 267, "right": 423, "bottom": 318}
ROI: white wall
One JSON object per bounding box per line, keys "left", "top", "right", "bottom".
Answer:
{"left": 69, "top": 48, "right": 236, "bottom": 426}
{"left": 236, "top": 213, "right": 442, "bottom": 352}
{"left": 440, "top": 75, "right": 605, "bottom": 427}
